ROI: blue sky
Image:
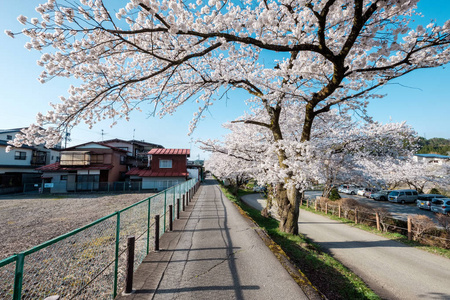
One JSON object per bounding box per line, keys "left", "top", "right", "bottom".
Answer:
{"left": 0, "top": 1, "right": 449, "bottom": 160}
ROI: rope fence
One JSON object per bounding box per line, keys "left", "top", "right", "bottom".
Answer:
{"left": 303, "top": 196, "right": 450, "bottom": 248}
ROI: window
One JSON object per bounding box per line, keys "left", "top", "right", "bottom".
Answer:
{"left": 6, "top": 135, "right": 12, "bottom": 140}
{"left": 90, "top": 154, "right": 104, "bottom": 164}
{"left": 159, "top": 160, "right": 172, "bottom": 168}
{"left": 14, "top": 151, "right": 27, "bottom": 160}
{"left": 120, "top": 155, "right": 126, "bottom": 165}
{"left": 405, "top": 191, "right": 412, "bottom": 196}
{"left": 60, "top": 175, "right": 68, "bottom": 180}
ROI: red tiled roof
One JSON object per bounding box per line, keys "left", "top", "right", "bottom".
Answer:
{"left": 36, "top": 162, "right": 113, "bottom": 172}
{"left": 126, "top": 167, "right": 188, "bottom": 177}
{"left": 148, "top": 148, "right": 190, "bottom": 156}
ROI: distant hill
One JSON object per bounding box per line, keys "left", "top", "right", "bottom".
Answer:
{"left": 417, "top": 137, "right": 450, "bottom": 156}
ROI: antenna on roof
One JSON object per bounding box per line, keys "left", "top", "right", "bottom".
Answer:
{"left": 133, "top": 129, "right": 135, "bottom": 140}
{"left": 101, "top": 129, "right": 107, "bottom": 141}
{"left": 64, "top": 128, "right": 71, "bottom": 148}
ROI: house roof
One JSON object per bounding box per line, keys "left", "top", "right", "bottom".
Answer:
{"left": 0, "top": 140, "right": 35, "bottom": 149}
{"left": 148, "top": 148, "right": 190, "bottom": 156}
{"left": 36, "top": 162, "right": 113, "bottom": 172}
{"left": 126, "top": 167, "right": 188, "bottom": 177}
{"left": 0, "top": 128, "right": 26, "bottom": 134}
{"left": 63, "top": 142, "right": 128, "bottom": 153}
{"left": 415, "top": 154, "right": 450, "bottom": 159}
{"left": 102, "top": 138, "right": 164, "bottom": 149}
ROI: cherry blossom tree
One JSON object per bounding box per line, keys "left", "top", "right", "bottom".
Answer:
{"left": 7, "top": 0, "right": 450, "bottom": 233}
{"left": 202, "top": 106, "right": 416, "bottom": 226}
{"left": 381, "top": 157, "right": 449, "bottom": 193}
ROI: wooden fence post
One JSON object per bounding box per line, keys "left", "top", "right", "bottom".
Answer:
{"left": 314, "top": 200, "right": 317, "bottom": 211}
{"left": 354, "top": 209, "right": 358, "bottom": 224}
{"left": 376, "top": 212, "right": 381, "bottom": 231}
{"left": 407, "top": 216, "right": 412, "bottom": 241}
{"left": 325, "top": 203, "right": 328, "bottom": 215}
{"left": 338, "top": 205, "right": 341, "bottom": 218}
{"left": 307, "top": 198, "right": 309, "bottom": 208}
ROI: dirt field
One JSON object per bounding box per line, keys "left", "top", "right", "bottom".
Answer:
{"left": 0, "top": 192, "right": 155, "bottom": 260}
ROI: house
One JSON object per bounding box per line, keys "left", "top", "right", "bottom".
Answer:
{"left": 127, "top": 149, "right": 190, "bottom": 191}
{"left": 36, "top": 142, "right": 129, "bottom": 193}
{"left": 187, "top": 159, "right": 205, "bottom": 182}
{"left": 0, "top": 128, "right": 61, "bottom": 194}
{"left": 101, "top": 138, "right": 164, "bottom": 168}
{"left": 413, "top": 154, "right": 450, "bottom": 165}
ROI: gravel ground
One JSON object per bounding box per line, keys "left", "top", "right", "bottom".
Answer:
{"left": 0, "top": 192, "right": 155, "bottom": 260}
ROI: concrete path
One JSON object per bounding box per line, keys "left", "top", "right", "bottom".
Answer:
{"left": 241, "top": 194, "right": 450, "bottom": 300}
{"left": 117, "top": 180, "right": 315, "bottom": 300}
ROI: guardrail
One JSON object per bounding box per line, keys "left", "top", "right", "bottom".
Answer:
{"left": 0, "top": 178, "right": 199, "bottom": 299}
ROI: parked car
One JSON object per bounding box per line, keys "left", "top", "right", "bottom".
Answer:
{"left": 430, "top": 198, "right": 450, "bottom": 214}
{"left": 253, "top": 185, "right": 267, "bottom": 192}
{"left": 338, "top": 184, "right": 351, "bottom": 193}
{"left": 416, "top": 194, "right": 446, "bottom": 210}
{"left": 388, "top": 189, "right": 418, "bottom": 204}
{"left": 364, "top": 188, "right": 379, "bottom": 198}
{"left": 371, "top": 190, "right": 390, "bottom": 201}
{"left": 346, "top": 186, "right": 362, "bottom": 195}
{"left": 356, "top": 188, "right": 366, "bottom": 196}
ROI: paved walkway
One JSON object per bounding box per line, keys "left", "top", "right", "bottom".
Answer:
{"left": 116, "top": 179, "right": 317, "bottom": 300}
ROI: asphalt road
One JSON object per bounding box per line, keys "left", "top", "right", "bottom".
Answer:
{"left": 241, "top": 194, "right": 450, "bottom": 300}
{"left": 151, "top": 180, "right": 311, "bottom": 300}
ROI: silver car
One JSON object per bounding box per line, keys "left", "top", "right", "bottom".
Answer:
{"left": 430, "top": 198, "right": 450, "bottom": 214}
{"left": 371, "top": 190, "right": 390, "bottom": 201}
{"left": 416, "top": 194, "right": 445, "bottom": 210}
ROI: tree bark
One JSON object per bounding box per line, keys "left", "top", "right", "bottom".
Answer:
{"left": 277, "top": 184, "right": 300, "bottom": 234}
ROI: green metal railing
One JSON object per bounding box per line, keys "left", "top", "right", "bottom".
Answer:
{"left": 0, "top": 178, "right": 197, "bottom": 299}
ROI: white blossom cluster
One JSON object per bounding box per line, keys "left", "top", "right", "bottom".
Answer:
{"left": 202, "top": 105, "right": 418, "bottom": 192}
{"left": 5, "top": 0, "right": 450, "bottom": 149}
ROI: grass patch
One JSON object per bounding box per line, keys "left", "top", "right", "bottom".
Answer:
{"left": 217, "top": 182, "right": 379, "bottom": 300}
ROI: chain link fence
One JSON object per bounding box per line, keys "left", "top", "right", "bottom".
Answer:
{"left": 0, "top": 178, "right": 198, "bottom": 299}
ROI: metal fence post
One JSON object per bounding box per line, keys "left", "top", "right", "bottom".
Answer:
{"left": 164, "top": 191, "right": 167, "bottom": 232}
{"left": 113, "top": 211, "right": 121, "bottom": 298}
{"left": 13, "top": 253, "right": 24, "bottom": 300}
{"left": 182, "top": 194, "right": 185, "bottom": 211}
{"left": 169, "top": 205, "right": 173, "bottom": 231}
{"left": 155, "top": 215, "right": 160, "bottom": 251}
{"left": 177, "top": 198, "right": 180, "bottom": 219}
{"left": 125, "top": 236, "right": 135, "bottom": 294}
{"left": 146, "top": 197, "right": 151, "bottom": 255}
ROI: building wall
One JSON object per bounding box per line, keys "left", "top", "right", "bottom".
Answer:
{"left": 0, "top": 146, "right": 33, "bottom": 167}
{"left": 142, "top": 176, "right": 185, "bottom": 191}
{"left": 150, "top": 154, "right": 188, "bottom": 173}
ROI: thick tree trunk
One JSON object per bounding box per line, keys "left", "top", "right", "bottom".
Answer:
{"left": 277, "top": 185, "right": 300, "bottom": 234}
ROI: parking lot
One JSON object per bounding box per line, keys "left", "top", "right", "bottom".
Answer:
{"left": 305, "top": 191, "right": 439, "bottom": 223}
